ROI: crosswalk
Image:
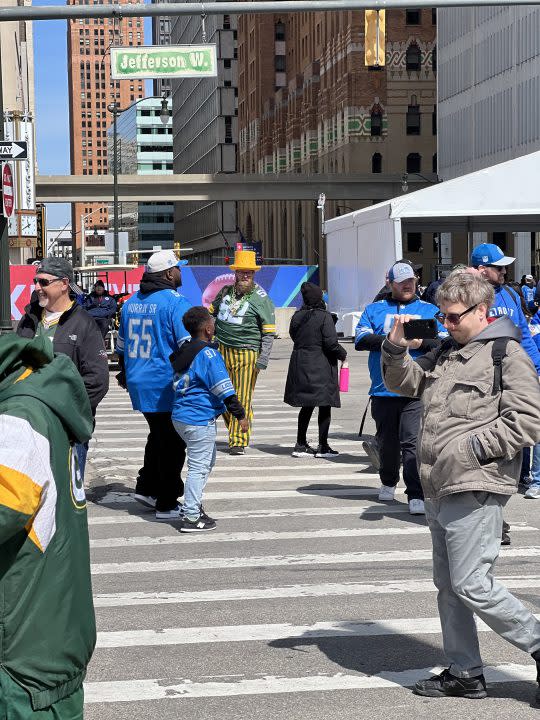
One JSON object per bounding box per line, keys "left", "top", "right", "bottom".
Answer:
{"left": 85, "top": 377, "right": 540, "bottom": 719}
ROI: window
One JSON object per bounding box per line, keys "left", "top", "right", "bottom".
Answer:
{"left": 432, "top": 45, "right": 437, "bottom": 72}
{"left": 432, "top": 8, "right": 437, "bottom": 24}
{"left": 370, "top": 107, "right": 383, "bottom": 136}
{"left": 406, "top": 103, "right": 421, "bottom": 135}
{"left": 406, "top": 232, "right": 422, "bottom": 252}
{"left": 152, "top": 162, "right": 162, "bottom": 170}
{"left": 407, "top": 153, "right": 421, "bottom": 173}
{"left": 493, "top": 232, "right": 507, "bottom": 251}
{"left": 432, "top": 153, "right": 438, "bottom": 174}
{"left": 223, "top": 14, "right": 231, "bottom": 29}
{"left": 275, "top": 21, "right": 285, "bottom": 41}
{"left": 406, "top": 9, "right": 421, "bottom": 24}
{"left": 406, "top": 43, "right": 421, "bottom": 71}
{"left": 372, "top": 153, "right": 382, "bottom": 173}
{"left": 224, "top": 59, "right": 231, "bottom": 69}
{"left": 275, "top": 55, "right": 286, "bottom": 72}
{"left": 225, "top": 116, "right": 232, "bottom": 144}
{"left": 432, "top": 108, "right": 437, "bottom": 135}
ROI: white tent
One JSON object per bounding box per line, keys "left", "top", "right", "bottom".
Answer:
{"left": 325, "top": 151, "right": 540, "bottom": 321}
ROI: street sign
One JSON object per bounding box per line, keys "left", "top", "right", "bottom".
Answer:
{"left": 110, "top": 45, "right": 217, "bottom": 80}
{"left": 0, "top": 141, "right": 28, "bottom": 160}
{"left": 2, "top": 164, "right": 14, "bottom": 218}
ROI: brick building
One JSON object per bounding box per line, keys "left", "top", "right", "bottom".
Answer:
{"left": 67, "top": 0, "right": 145, "bottom": 260}
{"left": 237, "top": 8, "right": 438, "bottom": 281}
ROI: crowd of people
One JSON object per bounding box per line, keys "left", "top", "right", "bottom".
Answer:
{"left": 1, "top": 242, "right": 540, "bottom": 714}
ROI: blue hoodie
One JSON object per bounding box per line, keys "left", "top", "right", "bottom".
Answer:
{"left": 489, "top": 285, "right": 540, "bottom": 373}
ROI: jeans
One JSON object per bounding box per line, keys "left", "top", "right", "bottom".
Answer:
{"left": 530, "top": 443, "right": 540, "bottom": 488}
{"left": 425, "top": 491, "right": 540, "bottom": 677}
{"left": 137, "top": 412, "right": 185, "bottom": 512}
{"left": 173, "top": 419, "right": 217, "bottom": 519}
{"left": 370, "top": 396, "right": 424, "bottom": 500}
{"left": 75, "top": 442, "right": 88, "bottom": 480}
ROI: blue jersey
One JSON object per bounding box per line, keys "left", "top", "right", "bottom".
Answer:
{"left": 116, "top": 289, "right": 192, "bottom": 412}
{"left": 490, "top": 286, "right": 540, "bottom": 373}
{"left": 355, "top": 297, "right": 446, "bottom": 397}
{"left": 172, "top": 346, "right": 236, "bottom": 426}
{"left": 522, "top": 284, "right": 536, "bottom": 312}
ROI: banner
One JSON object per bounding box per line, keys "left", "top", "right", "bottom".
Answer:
{"left": 9, "top": 265, "right": 319, "bottom": 321}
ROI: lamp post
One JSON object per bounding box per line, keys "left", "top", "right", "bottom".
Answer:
{"left": 107, "top": 94, "right": 170, "bottom": 264}
{"left": 401, "top": 172, "right": 439, "bottom": 193}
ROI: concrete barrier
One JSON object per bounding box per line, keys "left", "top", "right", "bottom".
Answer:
{"left": 275, "top": 307, "right": 297, "bottom": 339}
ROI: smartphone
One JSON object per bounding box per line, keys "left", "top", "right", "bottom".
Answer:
{"left": 403, "top": 318, "right": 438, "bottom": 340}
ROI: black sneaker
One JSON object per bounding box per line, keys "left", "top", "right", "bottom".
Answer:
{"left": 532, "top": 649, "right": 540, "bottom": 705}
{"left": 414, "top": 668, "right": 487, "bottom": 699}
{"left": 315, "top": 445, "right": 339, "bottom": 458}
{"left": 181, "top": 515, "right": 217, "bottom": 533}
{"left": 501, "top": 520, "right": 511, "bottom": 546}
{"left": 199, "top": 504, "right": 215, "bottom": 523}
{"left": 292, "top": 443, "right": 316, "bottom": 458}
{"left": 229, "top": 446, "right": 245, "bottom": 456}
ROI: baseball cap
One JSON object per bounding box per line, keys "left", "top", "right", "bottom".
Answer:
{"left": 470, "top": 243, "right": 515, "bottom": 268}
{"left": 388, "top": 261, "right": 416, "bottom": 283}
{"left": 146, "top": 249, "right": 188, "bottom": 273}
{"left": 36, "top": 257, "right": 74, "bottom": 282}
{"left": 525, "top": 274, "right": 534, "bottom": 281}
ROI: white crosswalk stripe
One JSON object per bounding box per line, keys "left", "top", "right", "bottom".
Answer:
{"left": 84, "top": 373, "right": 540, "bottom": 717}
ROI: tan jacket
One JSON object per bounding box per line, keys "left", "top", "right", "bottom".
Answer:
{"left": 381, "top": 317, "right": 540, "bottom": 499}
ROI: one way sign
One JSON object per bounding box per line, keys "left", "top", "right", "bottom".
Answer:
{"left": 0, "top": 141, "right": 27, "bottom": 160}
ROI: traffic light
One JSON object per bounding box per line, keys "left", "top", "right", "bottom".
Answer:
{"left": 365, "top": 10, "right": 386, "bottom": 67}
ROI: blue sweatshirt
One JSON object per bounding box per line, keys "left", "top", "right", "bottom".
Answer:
{"left": 490, "top": 285, "right": 540, "bottom": 373}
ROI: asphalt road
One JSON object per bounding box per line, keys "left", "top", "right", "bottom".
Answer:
{"left": 85, "top": 338, "right": 540, "bottom": 719}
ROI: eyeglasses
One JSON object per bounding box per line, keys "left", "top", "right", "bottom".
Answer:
{"left": 435, "top": 304, "right": 478, "bottom": 325}
{"left": 33, "top": 277, "right": 66, "bottom": 287}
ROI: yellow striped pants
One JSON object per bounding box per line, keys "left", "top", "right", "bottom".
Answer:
{"left": 219, "top": 344, "right": 259, "bottom": 448}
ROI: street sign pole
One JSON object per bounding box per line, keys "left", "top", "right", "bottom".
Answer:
{"left": 0, "top": 32, "right": 13, "bottom": 335}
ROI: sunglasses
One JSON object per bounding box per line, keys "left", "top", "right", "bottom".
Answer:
{"left": 33, "top": 277, "right": 66, "bottom": 287}
{"left": 435, "top": 304, "right": 478, "bottom": 325}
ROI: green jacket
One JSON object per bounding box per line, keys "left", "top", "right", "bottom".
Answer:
{"left": 0, "top": 333, "right": 96, "bottom": 710}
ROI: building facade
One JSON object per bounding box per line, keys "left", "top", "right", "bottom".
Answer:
{"left": 67, "top": 0, "right": 145, "bottom": 261}
{"left": 151, "top": 0, "right": 172, "bottom": 97}
{"left": 438, "top": 6, "right": 540, "bottom": 277}
{"left": 237, "top": 8, "right": 437, "bottom": 281}
{"left": 170, "top": 10, "right": 238, "bottom": 263}
{"left": 107, "top": 97, "right": 174, "bottom": 252}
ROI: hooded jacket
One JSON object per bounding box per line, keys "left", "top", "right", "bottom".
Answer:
{"left": 380, "top": 317, "right": 540, "bottom": 499}
{"left": 0, "top": 334, "right": 96, "bottom": 709}
{"left": 17, "top": 300, "right": 109, "bottom": 411}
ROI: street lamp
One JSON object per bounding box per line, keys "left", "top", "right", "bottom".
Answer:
{"left": 401, "top": 172, "right": 439, "bottom": 193}
{"left": 107, "top": 93, "right": 170, "bottom": 264}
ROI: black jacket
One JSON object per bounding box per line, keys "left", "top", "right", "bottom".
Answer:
{"left": 16, "top": 301, "right": 109, "bottom": 411}
{"left": 284, "top": 306, "right": 347, "bottom": 408}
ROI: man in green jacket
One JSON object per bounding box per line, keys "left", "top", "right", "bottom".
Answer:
{"left": 0, "top": 332, "right": 96, "bottom": 718}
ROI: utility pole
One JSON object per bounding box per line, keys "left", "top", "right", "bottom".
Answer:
{"left": 112, "top": 102, "right": 119, "bottom": 264}
{"left": 0, "top": 32, "right": 13, "bottom": 335}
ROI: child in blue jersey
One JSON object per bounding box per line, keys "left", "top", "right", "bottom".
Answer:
{"left": 171, "top": 306, "right": 248, "bottom": 532}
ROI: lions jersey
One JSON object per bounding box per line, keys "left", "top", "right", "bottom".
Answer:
{"left": 116, "top": 289, "right": 192, "bottom": 412}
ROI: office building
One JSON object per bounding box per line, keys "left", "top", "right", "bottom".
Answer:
{"left": 237, "top": 9, "right": 437, "bottom": 280}
{"left": 67, "top": 0, "right": 145, "bottom": 261}
{"left": 107, "top": 97, "right": 174, "bottom": 252}
{"left": 170, "top": 10, "right": 238, "bottom": 263}
{"left": 151, "top": 0, "right": 172, "bottom": 97}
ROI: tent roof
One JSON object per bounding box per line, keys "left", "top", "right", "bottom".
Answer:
{"left": 326, "top": 151, "right": 540, "bottom": 234}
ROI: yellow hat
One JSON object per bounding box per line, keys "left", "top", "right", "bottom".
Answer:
{"left": 230, "top": 249, "right": 261, "bottom": 272}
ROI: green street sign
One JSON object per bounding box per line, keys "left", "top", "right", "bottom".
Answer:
{"left": 111, "top": 45, "right": 218, "bottom": 80}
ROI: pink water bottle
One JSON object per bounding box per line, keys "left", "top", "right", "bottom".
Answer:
{"left": 339, "top": 362, "right": 349, "bottom": 392}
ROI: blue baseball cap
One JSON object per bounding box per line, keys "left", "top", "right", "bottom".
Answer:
{"left": 470, "top": 243, "right": 514, "bottom": 268}
{"left": 388, "top": 261, "right": 416, "bottom": 283}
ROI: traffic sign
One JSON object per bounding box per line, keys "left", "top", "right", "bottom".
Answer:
{"left": 2, "top": 164, "right": 14, "bottom": 218}
{"left": 0, "top": 141, "right": 27, "bottom": 160}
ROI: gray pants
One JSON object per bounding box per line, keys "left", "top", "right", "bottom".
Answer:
{"left": 425, "top": 491, "right": 540, "bottom": 678}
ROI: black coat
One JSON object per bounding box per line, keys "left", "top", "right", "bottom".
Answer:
{"left": 17, "top": 301, "right": 109, "bottom": 411}
{"left": 284, "top": 307, "right": 347, "bottom": 408}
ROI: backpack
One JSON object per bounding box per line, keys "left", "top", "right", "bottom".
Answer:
{"left": 433, "top": 336, "right": 510, "bottom": 395}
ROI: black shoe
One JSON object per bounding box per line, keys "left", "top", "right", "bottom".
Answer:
{"left": 181, "top": 515, "right": 217, "bottom": 533}
{"left": 292, "top": 443, "right": 316, "bottom": 458}
{"left": 315, "top": 444, "right": 339, "bottom": 458}
{"left": 533, "top": 649, "right": 540, "bottom": 705}
{"left": 413, "top": 668, "right": 487, "bottom": 699}
{"left": 229, "top": 446, "right": 245, "bottom": 456}
{"left": 199, "top": 504, "right": 215, "bottom": 523}
{"left": 501, "top": 520, "right": 511, "bottom": 545}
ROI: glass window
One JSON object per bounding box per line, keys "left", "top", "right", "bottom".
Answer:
{"left": 407, "top": 153, "right": 421, "bottom": 173}
{"left": 406, "top": 43, "right": 421, "bottom": 71}
{"left": 406, "top": 10, "right": 421, "bottom": 24}
{"left": 275, "top": 21, "right": 285, "bottom": 41}
{"left": 371, "top": 109, "right": 382, "bottom": 136}
{"left": 372, "top": 153, "right": 382, "bottom": 173}
{"left": 406, "top": 104, "right": 421, "bottom": 135}
{"left": 406, "top": 233, "right": 422, "bottom": 252}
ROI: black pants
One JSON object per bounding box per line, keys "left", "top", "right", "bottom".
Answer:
{"left": 136, "top": 412, "right": 185, "bottom": 512}
{"left": 297, "top": 406, "right": 331, "bottom": 446}
{"left": 371, "top": 396, "right": 423, "bottom": 501}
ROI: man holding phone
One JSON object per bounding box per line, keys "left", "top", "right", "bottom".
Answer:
{"left": 355, "top": 261, "right": 446, "bottom": 515}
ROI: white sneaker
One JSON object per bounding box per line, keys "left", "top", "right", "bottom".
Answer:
{"left": 378, "top": 485, "right": 396, "bottom": 501}
{"left": 155, "top": 504, "right": 183, "bottom": 521}
{"left": 133, "top": 494, "right": 157, "bottom": 509}
{"left": 409, "top": 499, "right": 425, "bottom": 515}
{"left": 525, "top": 486, "right": 540, "bottom": 499}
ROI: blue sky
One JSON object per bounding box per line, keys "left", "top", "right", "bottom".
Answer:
{"left": 33, "top": 0, "right": 151, "bottom": 228}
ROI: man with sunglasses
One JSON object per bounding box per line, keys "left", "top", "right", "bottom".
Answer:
{"left": 17, "top": 257, "right": 109, "bottom": 476}
{"left": 381, "top": 272, "right": 540, "bottom": 704}
{"left": 355, "top": 260, "right": 446, "bottom": 515}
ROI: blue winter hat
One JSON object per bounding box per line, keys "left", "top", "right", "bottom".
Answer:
{"left": 470, "top": 243, "right": 514, "bottom": 268}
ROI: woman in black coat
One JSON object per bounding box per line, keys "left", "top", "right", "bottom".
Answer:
{"left": 284, "top": 282, "right": 347, "bottom": 458}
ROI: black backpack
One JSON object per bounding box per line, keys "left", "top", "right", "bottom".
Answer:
{"left": 432, "top": 336, "right": 510, "bottom": 395}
